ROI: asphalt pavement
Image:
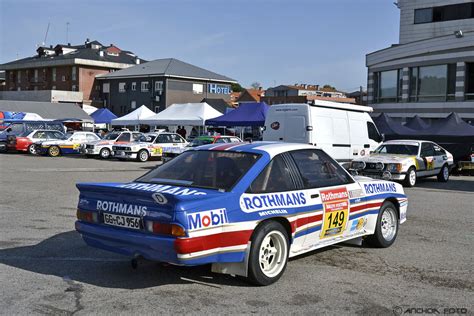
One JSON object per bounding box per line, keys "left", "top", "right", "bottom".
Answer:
{"left": 0, "top": 153, "right": 473, "bottom": 315}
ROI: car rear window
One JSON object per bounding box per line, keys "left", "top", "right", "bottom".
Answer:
{"left": 137, "top": 150, "right": 260, "bottom": 191}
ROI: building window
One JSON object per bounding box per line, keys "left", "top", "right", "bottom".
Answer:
{"left": 119, "top": 82, "right": 126, "bottom": 93}
{"left": 95, "top": 84, "right": 100, "bottom": 91}
{"left": 409, "top": 64, "right": 456, "bottom": 102}
{"left": 141, "top": 81, "right": 149, "bottom": 92}
{"left": 52, "top": 68, "right": 56, "bottom": 81}
{"left": 62, "top": 75, "right": 66, "bottom": 82}
{"left": 103, "top": 83, "right": 110, "bottom": 93}
{"left": 466, "top": 63, "right": 474, "bottom": 100}
{"left": 154, "top": 106, "right": 160, "bottom": 113}
{"left": 17, "top": 70, "right": 21, "bottom": 83}
{"left": 72, "top": 66, "right": 77, "bottom": 81}
{"left": 34, "top": 69, "right": 38, "bottom": 82}
{"left": 131, "top": 100, "right": 136, "bottom": 109}
{"left": 375, "top": 69, "right": 400, "bottom": 103}
{"left": 72, "top": 84, "right": 77, "bottom": 91}
{"left": 131, "top": 82, "right": 136, "bottom": 91}
{"left": 52, "top": 85, "right": 56, "bottom": 90}
{"left": 192, "top": 83, "right": 203, "bottom": 94}
{"left": 155, "top": 81, "right": 163, "bottom": 92}
{"left": 414, "top": 3, "right": 474, "bottom": 24}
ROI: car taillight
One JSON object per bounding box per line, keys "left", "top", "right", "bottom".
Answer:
{"left": 77, "top": 209, "right": 98, "bottom": 223}
{"left": 146, "top": 221, "right": 186, "bottom": 237}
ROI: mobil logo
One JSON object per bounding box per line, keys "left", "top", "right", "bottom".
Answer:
{"left": 187, "top": 208, "right": 228, "bottom": 230}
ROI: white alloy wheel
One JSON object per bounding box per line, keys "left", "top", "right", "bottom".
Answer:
{"left": 380, "top": 206, "right": 397, "bottom": 242}
{"left": 258, "top": 230, "right": 288, "bottom": 278}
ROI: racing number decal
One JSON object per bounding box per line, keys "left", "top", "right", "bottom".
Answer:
{"left": 320, "top": 187, "right": 349, "bottom": 239}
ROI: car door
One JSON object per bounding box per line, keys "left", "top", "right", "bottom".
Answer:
{"left": 288, "top": 149, "right": 361, "bottom": 249}
{"left": 419, "top": 142, "right": 437, "bottom": 176}
{"left": 432, "top": 144, "right": 449, "bottom": 171}
{"left": 32, "top": 131, "right": 48, "bottom": 142}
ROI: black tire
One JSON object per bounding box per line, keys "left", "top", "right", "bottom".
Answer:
{"left": 137, "top": 149, "right": 149, "bottom": 162}
{"left": 402, "top": 167, "right": 416, "bottom": 187}
{"left": 48, "top": 145, "right": 61, "bottom": 157}
{"left": 28, "top": 144, "right": 37, "bottom": 155}
{"left": 99, "top": 148, "right": 111, "bottom": 159}
{"left": 247, "top": 221, "right": 289, "bottom": 286}
{"left": 437, "top": 164, "right": 449, "bottom": 182}
{"left": 365, "top": 201, "right": 398, "bottom": 248}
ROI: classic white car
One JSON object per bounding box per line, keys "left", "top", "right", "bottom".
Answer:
{"left": 82, "top": 131, "right": 143, "bottom": 159}
{"left": 37, "top": 132, "right": 101, "bottom": 157}
{"left": 350, "top": 140, "right": 454, "bottom": 187}
{"left": 112, "top": 132, "right": 188, "bottom": 162}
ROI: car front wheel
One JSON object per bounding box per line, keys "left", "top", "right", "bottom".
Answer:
{"left": 100, "top": 148, "right": 111, "bottom": 159}
{"left": 48, "top": 146, "right": 61, "bottom": 157}
{"left": 28, "top": 144, "right": 37, "bottom": 155}
{"left": 137, "top": 150, "right": 149, "bottom": 162}
{"left": 437, "top": 164, "right": 449, "bottom": 182}
{"left": 247, "top": 221, "right": 289, "bottom": 286}
{"left": 366, "top": 201, "right": 398, "bottom": 248}
{"left": 403, "top": 167, "right": 416, "bottom": 187}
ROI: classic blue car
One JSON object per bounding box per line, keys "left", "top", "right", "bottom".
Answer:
{"left": 75, "top": 142, "right": 408, "bottom": 285}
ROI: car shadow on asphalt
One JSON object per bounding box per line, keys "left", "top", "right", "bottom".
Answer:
{"left": 0, "top": 231, "right": 250, "bottom": 289}
{"left": 414, "top": 177, "right": 474, "bottom": 193}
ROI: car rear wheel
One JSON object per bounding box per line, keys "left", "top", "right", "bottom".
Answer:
{"left": 100, "top": 148, "right": 111, "bottom": 159}
{"left": 437, "top": 164, "right": 449, "bottom": 182}
{"left": 48, "top": 146, "right": 61, "bottom": 157}
{"left": 247, "top": 221, "right": 289, "bottom": 286}
{"left": 403, "top": 167, "right": 416, "bottom": 187}
{"left": 28, "top": 144, "right": 37, "bottom": 155}
{"left": 366, "top": 201, "right": 398, "bottom": 248}
{"left": 137, "top": 149, "right": 149, "bottom": 162}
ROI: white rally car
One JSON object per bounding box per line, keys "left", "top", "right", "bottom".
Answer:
{"left": 350, "top": 140, "right": 454, "bottom": 187}
{"left": 112, "top": 132, "right": 188, "bottom": 162}
{"left": 76, "top": 142, "right": 408, "bottom": 285}
{"left": 82, "top": 131, "right": 143, "bottom": 159}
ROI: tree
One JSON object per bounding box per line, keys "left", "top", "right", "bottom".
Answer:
{"left": 322, "top": 84, "right": 337, "bottom": 91}
{"left": 250, "top": 82, "right": 262, "bottom": 90}
{"left": 231, "top": 82, "right": 243, "bottom": 92}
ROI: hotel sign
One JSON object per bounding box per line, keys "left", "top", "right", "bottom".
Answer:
{"left": 208, "top": 83, "right": 231, "bottom": 95}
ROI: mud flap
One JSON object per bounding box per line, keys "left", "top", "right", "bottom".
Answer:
{"left": 211, "top": 241, "right": 251, "bottom": 277}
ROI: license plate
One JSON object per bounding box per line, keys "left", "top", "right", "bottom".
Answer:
{"left": 103, "top": 213, "right": 141, "bottom": 230}
{"left": 87, "top": 149, "right": 94, "bottom": 153}
{"left": 116, "top": 151, "right": 125, "bottom": 156}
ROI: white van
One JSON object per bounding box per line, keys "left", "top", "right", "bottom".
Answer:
{"left": 263, "top": 101, "right": 383, "bottom": 164}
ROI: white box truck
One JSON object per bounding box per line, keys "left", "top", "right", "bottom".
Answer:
{"left": 263, "top": 101, "right": 383, "bottom": 164}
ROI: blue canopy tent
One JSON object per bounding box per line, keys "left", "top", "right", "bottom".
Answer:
{"left": 90, "top": 108, "right": 117, "bottom": 124}
{"left": 205, "top": 102, "right": 269, "bottom": 126}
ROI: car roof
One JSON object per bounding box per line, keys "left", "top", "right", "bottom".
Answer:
{"left": 193, "top": 141, "right": 316, "bottom": 158}
{"left": 383, "top": 140, "right": 422, "bottom": 146}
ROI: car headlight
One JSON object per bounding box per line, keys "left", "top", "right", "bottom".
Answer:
{"left": 351, "top": 161, "right": 366, "bottom": 170}
{"left": 386, "top": 163, "right": 402, "bottom": 173}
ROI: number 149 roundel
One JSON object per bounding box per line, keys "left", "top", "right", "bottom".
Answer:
{"left": 75, "top": 142, "right": 408, "bottom": 286}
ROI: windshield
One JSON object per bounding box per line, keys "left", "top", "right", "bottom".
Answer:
{"left": 103, "top": 132, "right": 121, "bottom": 140}
{"left": 189, "top": 137, "right": 215, "bottom": 147}
{"left": 375, "top": 144, "right": 419, "bottom": 155}
{"left": 137, "top": 150, "right": 260, "bottom": 191}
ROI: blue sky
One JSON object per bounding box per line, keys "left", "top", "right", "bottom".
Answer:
{"left": 0, "top": 0, "right": 399, "bottom": 91}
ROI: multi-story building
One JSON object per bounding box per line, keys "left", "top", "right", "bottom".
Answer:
{"left": 0, "top": 39, "right": 144, "bottom": 105}
{"left": 366, "top": 0, "right": 474, "bottom": 122}
{"left": 96, "top": 58, "right": 236, "bottom": 115}
{"left": 262, "top": 84, "right": 355, "bottom": 105}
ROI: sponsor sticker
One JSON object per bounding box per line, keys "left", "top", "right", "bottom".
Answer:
{"left": 187, "top": 208, "right": 228, "bottom": 230}
{"left": 96, "top": 200, "right": 147, "bottom": 216}
{"left": 270, "top": 122, "right": 280, "bottom": 130}
{"left": 320, "top": 187, "right": 349, "bottom": 239}
{"left": 152, "top": 193, "right": 168, "bottom": 205}
{"left": 240, "top": 191, "right": 307, "bottom": 213}
{"left": 363, "top": 182, "right": 397, "bottom": 194}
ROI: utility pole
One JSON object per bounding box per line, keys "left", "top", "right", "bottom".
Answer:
{"left": 66, "top": 22, "right": 70, "bottom": 43}
{"left": 360, "top": 85, "right": 363, "bottom": 105}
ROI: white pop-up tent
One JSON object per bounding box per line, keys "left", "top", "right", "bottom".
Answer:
{"left": 141, "top": 102, "right": 222, "bottom": 126}
{"left": 111, "top": 105, "right": 156, "bottom": 126}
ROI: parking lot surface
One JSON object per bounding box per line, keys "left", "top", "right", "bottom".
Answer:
{"left": 0, "top": 153, "right": 473, "bottom": 315}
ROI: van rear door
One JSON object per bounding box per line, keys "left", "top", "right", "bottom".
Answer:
{"left": 264, "top": 104, "right": 310, "bottom": 143}
{"left": 347, "top": 112, "right": 370, "bottom": 159}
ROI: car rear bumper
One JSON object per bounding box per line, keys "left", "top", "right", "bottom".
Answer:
{"left": 75, "top": 221, "right": 180, "bottom": 263}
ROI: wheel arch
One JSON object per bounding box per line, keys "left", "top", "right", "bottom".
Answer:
{"left": 383, "top": 197, "right": 400, "bottom": 219}
{"left": 251, "top": 217, "right": 293, "bottom": 244}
